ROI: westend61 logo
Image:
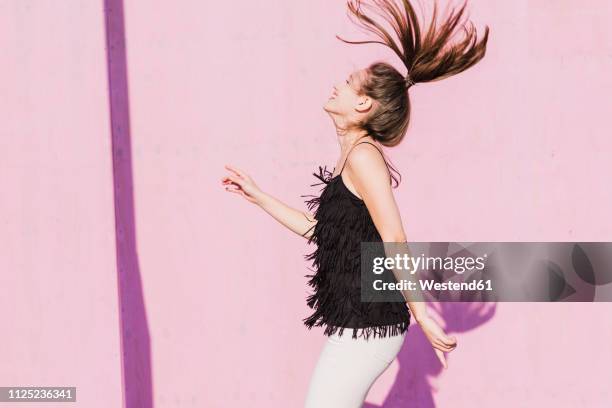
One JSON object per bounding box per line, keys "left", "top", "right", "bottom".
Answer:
{"left": 360, "top": 242, "right": 612, "bottom": 302}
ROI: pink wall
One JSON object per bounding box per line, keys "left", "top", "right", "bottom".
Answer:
{"left": 1, "top": 0, "right": 611, "bottom": 407}
{"left": 121, "top": 0, "right": 612, "bottom": 406}
{"left": 0, "top": 1, "right": 123, "bottom": 407}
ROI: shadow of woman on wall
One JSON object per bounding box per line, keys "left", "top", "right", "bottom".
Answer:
{"left": 364, "top": 301, "right": 496, "bottom": 408}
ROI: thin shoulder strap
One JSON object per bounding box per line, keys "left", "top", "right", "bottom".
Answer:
{"left": 339, "top": 141, "right": 392, "bottom": 183}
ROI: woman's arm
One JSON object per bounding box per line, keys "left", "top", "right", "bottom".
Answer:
{"left": 257, "top": 192, "right": 317, "bottom": 239}
{"left": 222, "top": 164, "right": 317, "bottom": 239}
{"left": 343, "top": 145, "right": 426, "bottom": 319}
{"left": 344, "top": 144, "right": 458, "bottom": 368}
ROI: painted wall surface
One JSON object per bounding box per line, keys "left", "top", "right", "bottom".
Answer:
{"left": 1, "top": 0, "right": 611, "bottom": 407}
{"left": 0, "top": 1, "right": 123, "bottom": 407}
{"left": 119, "top": 0, "right": 612, "bottom": 406}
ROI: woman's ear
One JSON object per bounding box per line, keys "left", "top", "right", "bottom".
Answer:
{"left": 355, "top": 95, "right": 374, "bottom": 113}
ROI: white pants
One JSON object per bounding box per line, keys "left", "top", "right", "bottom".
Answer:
{"left": 304, "top": 329, "right": 407, "bottom": 408}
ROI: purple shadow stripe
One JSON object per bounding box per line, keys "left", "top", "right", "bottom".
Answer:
{"left": 103, "top": 1, "right": 153, "bottom": 407}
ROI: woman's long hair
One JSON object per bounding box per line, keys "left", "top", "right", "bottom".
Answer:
{"left": 337, "top": 0, "right": 490, "bottom": 148}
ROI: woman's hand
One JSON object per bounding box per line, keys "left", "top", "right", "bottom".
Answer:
{"left": 221, "top": 164, "right": 264, "bottom": 204}
{"left": 416, "top": 314, "right": 457, "bottom": 369}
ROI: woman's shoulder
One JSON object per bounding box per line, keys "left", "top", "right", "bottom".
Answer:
{"left": 344, "top": 141, "right": 389, "bottom": 179}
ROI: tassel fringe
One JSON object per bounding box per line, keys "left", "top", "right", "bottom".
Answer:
{"left": 301, "top": 165, "right": 411, "bottom": 340}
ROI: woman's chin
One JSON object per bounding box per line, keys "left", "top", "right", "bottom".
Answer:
{"left": 323, "top": 99, "right": 337, "bottom": 113}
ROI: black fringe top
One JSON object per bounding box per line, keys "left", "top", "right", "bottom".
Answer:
{"left": 301, "top": 142, "right": 411, "bottom": 340}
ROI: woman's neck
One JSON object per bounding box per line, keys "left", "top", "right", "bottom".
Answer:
{"left": 336, "top": 128, "right": 371, "bottom": 152}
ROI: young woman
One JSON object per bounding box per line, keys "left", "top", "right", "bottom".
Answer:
{"left": 222, "top": 0, "right": 489, "bottom": 406}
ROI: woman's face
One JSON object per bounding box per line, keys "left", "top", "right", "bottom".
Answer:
{"left": 323, "top": 68, "right": 369, "bottom": 116}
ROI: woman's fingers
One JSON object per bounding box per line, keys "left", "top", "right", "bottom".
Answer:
{"left": 432, "top": 341, "right": 449, "bottom": 352}
{"left": 419, "top": 315, "right": 455, "bottom": 369}
{"left": 223, "top": 179, "right": 258, "bottom": 202}
{"left": 435, "top": 348, "right": 448, "bottom": 369}
{"left": 439, "top": 335, "right": 457, "bottom": 350}
{"left": 441, "top": 335, "right": 457, "bottom": 347}
{"left": 222, "top": 175, "right": 244, "bottom": 187}
{"left": 225, "top": 164, "right": 247, "bottom": 179}
{"left": 435, "top": 338, "right": 457, "bottom": 352}
{"left": 225, "top": 184, "right": 257, "bottom": 203}
{"left": 435, "top": 342, "right": 455, "bottom": 352}
{"left": 225, "top": 185, "right": 242, "bottom": 194}
{"left": 428, "top": 329, "right": 457, "bottom": 352}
